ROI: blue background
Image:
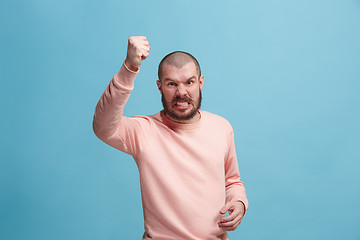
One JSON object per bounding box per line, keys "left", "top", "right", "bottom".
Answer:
{"left": 1, "top": 0, "right": 359, "bottom": 239}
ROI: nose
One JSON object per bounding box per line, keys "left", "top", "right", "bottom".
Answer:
{"left": 176, "top": 84, "right": 187, "bottom": 96}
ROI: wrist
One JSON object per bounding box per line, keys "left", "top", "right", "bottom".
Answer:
{"left": 124, "top": 59, "right": 139, "bottom": 73}
{"left": 236, "top": 200, "right": 246, "bottom": 217}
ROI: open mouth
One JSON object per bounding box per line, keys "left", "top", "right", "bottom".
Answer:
{"left": 176, "top": 101, "right": 189, "bottom": 106}
{"left": 173, "top": 101, "right": 191, "bottom": 110}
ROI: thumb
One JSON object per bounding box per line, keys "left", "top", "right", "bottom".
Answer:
{"left": 219, "top": 202, "right": 232, "bottom": 214}
{"left": 141, "top": 50, "right": 149, "bottom": 60}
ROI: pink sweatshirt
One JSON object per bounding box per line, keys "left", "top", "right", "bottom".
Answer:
{"left": 93, "top": 64, "right": 248, "bottom": 240}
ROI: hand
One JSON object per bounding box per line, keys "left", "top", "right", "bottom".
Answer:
{"left": 125, "top": 36, "right": 150, "bottom": 72}
{"left": 218, "top": 201, "right": 245, "bottom": 231}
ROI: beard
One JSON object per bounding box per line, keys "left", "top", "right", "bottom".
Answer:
{"left": 162, "top": 90, "right": 202, "bottom": 122}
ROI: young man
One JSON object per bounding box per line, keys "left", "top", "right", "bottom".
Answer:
{"left": 93, "top": 36, "right": 248, "bottom": 240}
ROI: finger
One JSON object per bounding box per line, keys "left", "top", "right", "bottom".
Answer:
{"left": 128, "top": 36, "right": 141, "bottom": 44}
{"left": 220, "top": 223, "right": 240, "bottom": 231}
{"left": 135, "top": 36, "right": 147, "bottom": 40}
{"left": 138, "top": 39, "right": 149, "bottom": 47}
{"left": 142, "top": 49, "right": 150, "bottom": 56}
{"left": 220, "top": 207, "right": 240, "bottom": 222}
{"left": 141, "top": 51, "right": 149, "bottom": 60}
{"left": 219, "top": 202, "right": 231, "bottom": 214}
{"left": 143, "top": 40, "right": 150, "bottom": 46}
{"left": 142, "top": 45, "right": 151, "bottom": 52}
{"left": 219, "top": 214, "right": 242, "bottom": 228}
{"left": 219, "top": 218, "right": 242, "bottom": 231}
{"left": 128, "top": 36, "right": 147, "bottom": 48}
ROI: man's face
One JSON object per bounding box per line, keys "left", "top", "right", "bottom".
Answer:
{"left": 157, "top": 61, "right": 204, "bottom": 123}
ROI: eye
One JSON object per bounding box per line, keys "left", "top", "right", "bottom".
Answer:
{"left": 187, "top": 80, "right": 193, "bottom": 85}
{"left": 168, "top": 82, "right": 176, "bottom": 86}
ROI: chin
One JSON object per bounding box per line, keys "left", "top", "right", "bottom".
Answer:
{"left": 168, "top": 108, "right": 198, "bottom": 121}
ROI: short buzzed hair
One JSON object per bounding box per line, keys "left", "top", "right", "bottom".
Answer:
{"left": 158, "top": 51, "right": 201, "bottom": 81}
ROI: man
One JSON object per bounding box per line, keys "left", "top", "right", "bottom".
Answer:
{"left": 93, "top": 36, "right": 248, "bottom": 240}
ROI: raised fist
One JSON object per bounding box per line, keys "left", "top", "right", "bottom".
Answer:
{"left": 125, "top": 36, "right": 150, "bottom": 72}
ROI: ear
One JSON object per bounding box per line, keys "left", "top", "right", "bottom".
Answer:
{"left": 199, "top": 75, "right": 204, "bottom": 91}
{"left": 156, "top": 80, "right": 163, "bottom": 94}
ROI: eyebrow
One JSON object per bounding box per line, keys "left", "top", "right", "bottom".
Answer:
{"left": 164, "top": 76, "right": 197, "bottom": 82}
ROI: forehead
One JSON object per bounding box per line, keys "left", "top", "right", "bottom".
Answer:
{"left": 161, "top": 61, "right": 198, "bottom": 81}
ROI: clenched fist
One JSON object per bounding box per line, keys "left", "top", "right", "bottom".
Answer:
{"left": 125, "top": 36, "right": 150, "bottom": 72}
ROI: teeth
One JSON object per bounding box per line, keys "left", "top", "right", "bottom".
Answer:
{"left": 176, "top": 102, "right": 189, "bottom": 106}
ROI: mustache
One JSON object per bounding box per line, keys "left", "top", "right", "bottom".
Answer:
{"left": 172, "top": 96, "right": 193, "bottom": 103}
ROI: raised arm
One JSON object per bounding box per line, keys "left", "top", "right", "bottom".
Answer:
{"left": 92, "top": 36, "right": 150, "bottom": 154}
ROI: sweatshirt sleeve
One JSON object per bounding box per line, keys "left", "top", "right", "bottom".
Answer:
{"left": 92, "top": 63, "right": 148, "bottom": 156}
{"left": 224, "top": 127, "right": 249, "bottom": 215}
